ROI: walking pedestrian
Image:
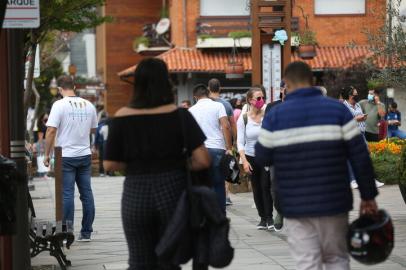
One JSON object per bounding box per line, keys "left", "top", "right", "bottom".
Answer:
{"left": 359, "top": 89, "right": 386, "bottom": 142}
{"left": 44, "top": 75, "right": 98, "bottom": 242}
{"left": 263, "top": 82, "right": 287, "bottom": 231}
{"left": 208, "top": 78, "right": 236, "bottom": 206}
{"left": 103, "top": 58, "right": 210, "bottom": 270}
{"left": 237, "top": 87, "right": 274, "bottom": 230}
{"left": 387, "top": 102, "right": 406, "bottom": 139}
{"left": 255, "top": 61, "right": 379, "bottom": 270}
{"left": 189, "top": 84, "right": 233, "bottom": 213}
{"left": 94, "top": 113, "right": 108, "bottom": 176}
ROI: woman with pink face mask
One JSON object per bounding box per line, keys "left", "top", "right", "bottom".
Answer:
{"left": 237, "top": 87, "right": 274, "bottom": 230}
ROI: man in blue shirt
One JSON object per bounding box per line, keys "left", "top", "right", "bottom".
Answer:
{"left": 255, "top": 61, "right": 378, "bottom": 270}
{"left": 387, "top": 102, "right": 406, "bottom": 139}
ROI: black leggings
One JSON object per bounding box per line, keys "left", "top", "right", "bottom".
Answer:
{"left": 246, "top": 156, "right": 273, "bottom": 219}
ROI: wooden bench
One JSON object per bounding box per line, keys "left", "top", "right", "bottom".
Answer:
{"left": 28, "top": 192, "right": 75, "bottom": 270}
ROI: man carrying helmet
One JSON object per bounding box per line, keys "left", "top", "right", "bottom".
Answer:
{"left": 255, "top": 62, "right": 379, "bottom": 270}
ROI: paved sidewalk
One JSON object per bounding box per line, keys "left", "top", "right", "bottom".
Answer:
{"left": 31, "top": 176, "right": 406, "bottom": 270}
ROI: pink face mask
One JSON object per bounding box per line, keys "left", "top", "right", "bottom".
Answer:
{"left": 253, "top": 98, "right": 265, "bottom": 109}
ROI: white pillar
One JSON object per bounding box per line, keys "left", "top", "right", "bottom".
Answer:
{"left": 83, "top": 32, "right": 96, "bottom": 78}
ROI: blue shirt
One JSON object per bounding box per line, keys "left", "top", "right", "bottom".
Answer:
{"left": 214, "top": 98, "right": 234, "bottom": 117}
{"left": 255, "top": 88, "right": 377, "bottom": 218}
{"left": 387, "top": 111, "right": 401, "bottom": 130}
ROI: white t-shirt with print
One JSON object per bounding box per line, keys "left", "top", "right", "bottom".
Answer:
{"left": 47, "top": 97, "right": 98, "bottom": 158}
{"left": 189, "top": 98, "right": 227, "bottom": 150}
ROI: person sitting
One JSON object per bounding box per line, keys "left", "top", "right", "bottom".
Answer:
{"left": 387, "top": 102, "right": 406, "bottom": 139}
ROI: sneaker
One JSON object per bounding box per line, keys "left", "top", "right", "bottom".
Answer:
{"left": 226, "top": 197, "right": 233, "bottom": 206}
{"left": 256, "top": 218, "right": 267, "bottom": 230}
{"left": 351, "top": 180, "right": 358, "bottom": 189}
{"left": 274, "top": 213, "right": 283, "bottom": 232}
{"left": 375, "top": 179, "right": 385, "bottom": 188}
{"left": 77, "top": 235, "right": 91, "bottom": 242}
{"left": 266, "top": 218, "right": 274, "bottom": 231}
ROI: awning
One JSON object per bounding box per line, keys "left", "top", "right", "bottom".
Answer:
{"left": 118, "top": 46, "right": 385, "bottom": 78}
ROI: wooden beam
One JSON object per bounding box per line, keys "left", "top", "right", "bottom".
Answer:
{"left": 283, "top": 0, "right": 292, "bottom": 72}
{"left": 251, "top": 0, "right": 262, "bottom": 85}
{"left": 54, "top": 147, "right": 63, "bottom": 222}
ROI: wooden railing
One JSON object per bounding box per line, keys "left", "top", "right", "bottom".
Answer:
{"left": 196, "top": 15, "right": 299, "bottom": 38}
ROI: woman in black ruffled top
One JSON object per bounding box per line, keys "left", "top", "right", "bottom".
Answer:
{"left": 104, "top": 58, "right": 210, "bottom": 270}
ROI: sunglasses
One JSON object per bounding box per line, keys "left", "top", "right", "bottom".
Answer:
{"left": 255, "top": 97, "right": 265, "bottom": 101}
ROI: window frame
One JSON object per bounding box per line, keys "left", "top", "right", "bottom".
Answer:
{"left": 314, "top": 0, "right": 367, "bottom": 16}
{"left": 200, "top": 0, "right": 250, "bottom": 17}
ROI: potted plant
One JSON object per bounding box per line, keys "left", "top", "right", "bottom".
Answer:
{"left": 133, "top": 36, "right": 150, "bottom": 52}
{"left": 297, "top": 6, "right": 317, "bottom": 59}
{"left": 228, "top": 31, "right": 252, "bottom": 47}
{"left": 298, "top": 29, "right": 317, "bottom": 59}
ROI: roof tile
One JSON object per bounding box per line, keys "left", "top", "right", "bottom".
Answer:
{"left": 118, "top": 46, "right": 387, "bottom": 77}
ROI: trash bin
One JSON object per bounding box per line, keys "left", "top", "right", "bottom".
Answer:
{"left": 0, "top": 155, "right": 17, "bottom": 235}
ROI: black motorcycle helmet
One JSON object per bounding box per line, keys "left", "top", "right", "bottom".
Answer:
{"left": 220, "top": 154, "right": 240, "bottom": 184}
{"left": 347, "top": 209, "right": 394, "bottom": 265}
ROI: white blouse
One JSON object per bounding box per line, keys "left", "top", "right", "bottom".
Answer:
{"left": 237, "top": 114, "right": 263, "bottom": 157}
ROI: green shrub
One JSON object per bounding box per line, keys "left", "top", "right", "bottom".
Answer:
{"left": 370, "top": 151, "right": 400, "bottom": 184}
{"left": 228, "top": 31, "right": 252, "bottom": 40}
{"left": 397, "top": 146, "right": 406, "bottom": 185}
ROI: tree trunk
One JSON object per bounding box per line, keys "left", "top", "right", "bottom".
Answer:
{"left": 24, "top": 43, "right": 36, "bottom": 115}
{"left": 24, "top": 43, "right": 38, "bottom": 142}
{"left": 29, "top": 82, "right": 40, "bottom": 137}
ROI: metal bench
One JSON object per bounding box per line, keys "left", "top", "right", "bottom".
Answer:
{"left": 28, "top": 192, "right": 75, "bottom": 270}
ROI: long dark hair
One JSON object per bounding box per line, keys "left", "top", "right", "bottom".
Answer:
{"left": 129, "top": 58, "right": 174, "bottom": 108}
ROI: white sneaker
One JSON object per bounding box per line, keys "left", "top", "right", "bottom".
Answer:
{"left": 375, "top": 180, "right": 385, "bottom": 188}
{"left": 351, "top": 180, "right": 358, "bottom": 189}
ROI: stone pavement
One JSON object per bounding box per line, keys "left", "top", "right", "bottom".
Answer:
{"left": 31, "top": 176, "right": 406, "bottom": 270}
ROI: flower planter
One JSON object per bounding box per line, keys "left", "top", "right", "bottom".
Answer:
{"left": 225, "top": 62, "right": 244, "bottom": 79}
{"left": 298, "top": 45, "right": 316, "bottom": 59}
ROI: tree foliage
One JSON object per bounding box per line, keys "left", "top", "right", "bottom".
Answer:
{"left": 322, "top": 63, "right": 378, "bottom": 99}
{"left": 24, "top": 0, "right": 112, "bottom": 136}
{"left": 366, "top": 0, "right": 406, "bottom": 89}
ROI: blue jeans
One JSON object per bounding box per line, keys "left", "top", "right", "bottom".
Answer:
{"left": 388, "top": 129, "right": 406, "bottom": 139}
{"left": 207, "top": 148, "right": 226, "bottom": 214}
{"left": 62, "top": 155, "right": 95, "bottom": 238}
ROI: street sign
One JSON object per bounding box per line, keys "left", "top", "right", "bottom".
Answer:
{"left": 3, "top": 0, "right": 40, "bottom": 29}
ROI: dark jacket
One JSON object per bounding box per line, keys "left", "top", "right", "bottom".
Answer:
{"left": 255, "top": 88, "right": 378, "bottom": 218}
{"left": 155, "top": 186, "right": 234, "bottom": 268}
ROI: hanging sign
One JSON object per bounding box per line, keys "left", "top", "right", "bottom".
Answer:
{"left": 3, "top": 0, "right": 40, "bottom": 29}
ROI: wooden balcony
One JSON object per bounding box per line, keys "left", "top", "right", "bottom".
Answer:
{"left": 196, "top": 16, "right": 251, "bottom": 37}
{"left": 196, "top": 15, "right": 299, "bottom": 38}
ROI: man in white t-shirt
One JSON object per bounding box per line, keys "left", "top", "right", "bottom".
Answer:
{"left": 44, "top": 75, "right": 98, "bottom": 242}
{"left": 189, "top": 84, "right": 232, "bottom": 213}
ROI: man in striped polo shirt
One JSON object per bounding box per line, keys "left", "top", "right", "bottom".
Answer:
{"left": 255, "top": 62, "right": 379, "bottom": 270}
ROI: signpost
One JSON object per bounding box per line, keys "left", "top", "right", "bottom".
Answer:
{"left": 1, "top": 1, "right": 40, "bottom": 270}
{"left": 3, "top": 0, "right": 40, "bottom": 29}
{"left": 251, "top": 0, "right": 291, "bottom": 102}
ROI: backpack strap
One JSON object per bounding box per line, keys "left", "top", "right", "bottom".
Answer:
{"left": 243, "top": 113, "right": 248, "bottom": 128}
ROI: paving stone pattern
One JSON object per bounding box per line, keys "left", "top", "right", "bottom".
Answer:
{"left": 31, "top": 177, "right": 406, "bottom": 270}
